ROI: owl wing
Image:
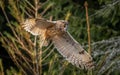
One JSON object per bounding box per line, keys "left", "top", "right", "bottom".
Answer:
{"left": 52, "top": 31, "right": 94, "bottom": 69}
{"left": 22, "top": 18, "right": 55, "bottom": 46}
{"left": 22, "top": 18, "right": 55, "bottom": 35}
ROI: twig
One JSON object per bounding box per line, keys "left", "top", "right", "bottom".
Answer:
{"left": 0, "top": 1, "right": 11, "bottom": 25}
{"left": 35, "top": 0, "right": 39, "bottom": 18}
{"left": 42, "top": 47, "right": 54, "bottom": 61}
{"left": 25, "top": 0, "right": 35, "bottom": 10}
{"left": 0, "top": 59, "right": 4, "bottom": 75}
{"left": 34, "top": 0, "right": 41, "bottom": 75}
{"left": 41, "top": 3, "right": 54, "bottom": 16}
{"left": 84, "top": 1, "right": 92, "bottom": 75}
{"left": 84, "top": 1, "right": 91, "bottom": 55}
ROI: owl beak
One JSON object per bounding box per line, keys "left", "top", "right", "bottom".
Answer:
{"left": 64, "top": 22, "right": 68, "bottom": 31}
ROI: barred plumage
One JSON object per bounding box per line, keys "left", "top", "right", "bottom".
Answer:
{"left": 22, "top": 18, "right": 94, "bottom": 69}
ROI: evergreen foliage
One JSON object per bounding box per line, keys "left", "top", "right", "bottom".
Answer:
{"left": 0, "top": 0, "right": 120, "bottom": 75}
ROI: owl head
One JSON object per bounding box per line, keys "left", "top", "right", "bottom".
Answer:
{"left": 53, "top": 20, "right": 68, "bottom": 32}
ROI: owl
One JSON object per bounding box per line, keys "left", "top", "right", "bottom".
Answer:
{"left": 22, "top": 18, "right": 94, "bottom": 69}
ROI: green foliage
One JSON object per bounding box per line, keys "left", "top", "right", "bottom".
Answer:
{"left": 0, "top": 0, "right": 120, "bottom": 75}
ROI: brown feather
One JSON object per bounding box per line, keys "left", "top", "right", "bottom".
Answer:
{"left": 52, "top": 32, "right": 94, "bottom": 69}
{"left": 22, "top": 18, "right": 94, "bottom": 69}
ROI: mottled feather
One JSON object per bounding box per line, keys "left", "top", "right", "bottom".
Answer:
{"left": 22, "top": 18, "right": 55, "bottom": 35}
{"left": 22, "top": 18, "right": 94, "bottom": 69}
{"left": 52, "top": 32, "right": 94, "bottom": 69}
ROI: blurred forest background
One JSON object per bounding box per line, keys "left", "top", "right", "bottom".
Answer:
{"left": 0, "top": 0, "right": 120, "bottom": 75}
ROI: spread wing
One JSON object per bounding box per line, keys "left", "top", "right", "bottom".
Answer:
{"left": 22, "top": 18, "right": 55, "bottom": 46}
{"left": 52, "top": 31, "right": 94, "bottom": 69}
{"left": 22, "top": 18, "right": 55, "bottom": 35}
{"left": 22, "top": 18, "right": 94, "bottom": 69}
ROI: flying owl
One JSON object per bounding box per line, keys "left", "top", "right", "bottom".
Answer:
{"left": 22, "top": 18, "right": 94, "bottom": 69}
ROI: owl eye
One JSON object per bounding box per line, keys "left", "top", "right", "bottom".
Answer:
{"left": 63, "top": 25, "right": 66, "bottom": 28}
